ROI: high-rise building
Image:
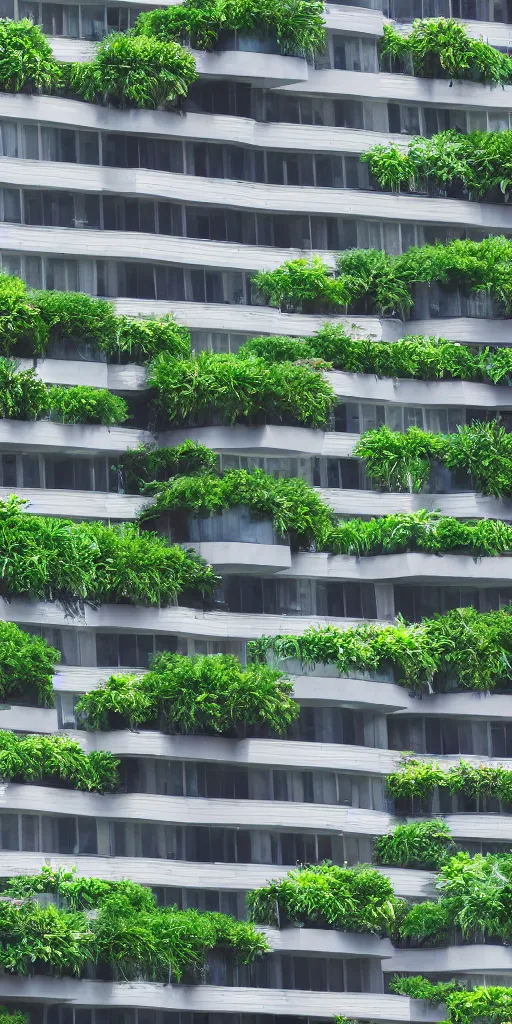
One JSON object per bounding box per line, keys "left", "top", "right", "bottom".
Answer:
{"left": 0, "top": 2, "right": 512, "bottom": 1023}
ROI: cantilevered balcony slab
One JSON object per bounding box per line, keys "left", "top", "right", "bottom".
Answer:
{"left": 0, "top": 487, "right": 146, "bottom": 520}
{"left": 261, "top": 927, "right": 394, "bottom": 958}
{"left": 328, "top": 371, "right": 512, "bottom": 409}
{"left": 283, "top": 552, "right": 512, "bottom": 586}
{"left": 0, "top": 420, "right": 151, "bottom": 454}
{"left": 282, "top": 67, "right": 512, "bottom": 109}
{"left": 17, "top": 358, "right": 147, "bottom": 392}
{"left": 0, "top": 976, "right": 444, "bottom": 1020}
{"left": 384, "top": 945, "right": 512, "bottom": 975}
{"left": 187, "top": 541, "right": 292, "bottom": 573}
{"left": 321, "top": 488, "right": 512, "bottom": 521}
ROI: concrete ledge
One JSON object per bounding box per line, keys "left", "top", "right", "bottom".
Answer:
{"left": 384, "top": 944, "right": 512, "bottom": 975}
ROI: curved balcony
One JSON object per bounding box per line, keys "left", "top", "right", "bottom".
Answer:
{"left": 0, "top": 977, "right": 444, "bottom": 1020}
{"left": 283, "top": 552, "right": 512, "bottom": 586}
{"left": 0, "top": 223, "right": 335, "bottom": 274}
{"left": 4, "top": 158, "right": 512, "bottom": 232}
{"left": 321, "top": 488, "right": 512, "bottom": 521}
{"left": 158, "top": 425, "right": 350, "bottom": 457}
{"left": 261, "top": 927, "right": 394, "bottom": 958}
{"left": 0, "top": 420, "right": 151, "bottom": 455}
{"left": 384, "top": 944, "right": 512, "bottom": 975}
{"left": 17, "top": 358, "right": 147, "bottom": 391}
{"left": 0, "top": 487, "right": 146, "bottom": 520}
{"left": 162, "top": 507, "right": 292, "bottom": 573}
{"left": 0, "top": 93, "right": 408, "bottom": 155}
{"left": 328, "top": 372, "right": 512, "bottom": 410}
{"left": 282, "top": 67, "right": 512, "bottom": 109}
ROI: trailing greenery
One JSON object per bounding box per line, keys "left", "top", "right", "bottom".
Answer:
{"left": 74, "top": 651, "right": 298, "bottom": 735}
{"left": 0, "top": 1010, "right": 26, "bottom": 1024}
{"left": 380, "top": 18, "right": 512, "bottom": 86}
{"left": 389, "top": 977, "right": 512, "bottom": 1024}
{"left": 70, "top": 32, "right": 197, "bottom": 109}
{"left": 0, "top": 494, "right": 216, "bottom": 605}
{"left": 0, "top": 622, "right": 57, "bottom": 708}
{"left": 0, "top": 359, "right": 128, "bottom": 425}
{"left": 246, "top": 862, "right": 405, "bottom": 935}
{"left": 387, "top": 756, "right": 512, "bottom": 803}
{"left": 0, "top": 18, "right": 62, "bottom": 92}
{"left": 363, "top": 129, "right": 512, "bottom": 203}
{"left": 134, "top": 0, "right": 326, "bottom": 58}
{"left": 374, "top": 820, "right": 454, "bottom": 870}
{"left": 254, "top": 236, "right": 512, "bottom": 317}
{"left": 238, "top": 327, "right": 512, "bottom": 385}
{"left": 0, "top": 868, "right": 268, "bottom": 980}
{"left": 355, "top": 421, "right": 512, "bottom": 497}
{"left": 248, "top": 605, "right": 512, "bottom": 693}
{"left": 0, "top": 732, "right": 118, "bottom": 792}
{"left": 148, "top": 352, "right": 335, "bottom": 429}
{"left": 0, "top": 275, "right": 191, "bottom": 362}
{"left": 120, "top": 440, "right": 218, "bottom": 493}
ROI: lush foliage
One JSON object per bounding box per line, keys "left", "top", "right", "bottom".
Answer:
{"left": 389, "top": 976, "right": 512, "bottom": 1024}
{"left": 140, "top": 468, "right": 336, "bottom": 549}
{"left": 148, "top": 352, "right": 335, "bottom": 429}
{"left": 134, "top": 0, "right": 326, "bottom": 58}
{"left": 246, "top": 862, "right": 405, "bottom": 935}
{"left": 374, "top": 820, "right": 454, "bottom": 870}
{"left": 238, "top": 327, "right": 512, "bottom": 385}
{"left": 120, "top": 440, "right": 218, "bottom": 492}
{"left": 0, "top": 868, "right": 268, "bottom": 980}
{"left": 255, "top": 236, "right": 512, "bottom": 317}
{"left": 70, "top": 32, "right": 197, "bottom": 109}
{"left": 0, "top": 359, "right": 128, "bottom": 425}
{"left": 248, "top": 605, "right": 512, "bottom": 693}
{"left": 400, "top": 850, "right": 512, "bottom": 944}
{"left": 355, "top": 421, "right": 512, "bottom": 497}
{"left": 0, "top": 494, "right": 216, "bottom": 605}
{"left": 387, "top": 756, "right": 512, "bottom": 803}
{"left": 364, "top": 129, "right": 512, "bottom": 203}
{"left": 0, "top": 622, "right": 57, "bottom": 708}
{"left": 0, "top": 18, "right": 61, "bottom": 92}
{"left": 0, "top": 1010, "right": 26, "bottom": 1024}
{"left": 0, "top": 731, "right": 118, "bottom": 792}
{"left": 381, "top": 18, "right": 512, "bottom": 85}
{"left": 75, "top": 652, "right": 298, "bottom": 735}
{"left": 0, "top": 275, "right": 191, "bottom": 362}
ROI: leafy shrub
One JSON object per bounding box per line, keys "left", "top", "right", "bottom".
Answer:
{"left": 387, "top": 757, "right": 512, "bottom": 803}
{"left": 389, "top": 976, "right": 512, "bottom": 1024}
{"left": 381, "top": 18, "right": 512, "bottom": 85}
{"left": 0, "top": 18, "right": 61, "bottom": 92}
{"left": 328, "top": 510, "right": 512, "bottom": 557}
{"left": 120, "top": 440, "right": 218, "bottom": 492}
{"left": 374, "top": 820, "right": 454, "bottom": 870}
{"left": 399, "top": 900, "right": 454, "bottom": 944}
{"left": 0, "top": 621, "right": 57, "bottom": 707}
{"left": 363, "top": 129, "right": 512, "bottom": 202}
{"left": 0, "top": 276, "right": 191, "bottom": 362}
{"left": 0, "top": 732, "right": 118, "bottom": 791}
{"left": 148, "top": 352, "right": 335, "bottom": 429}
{"left": 0, "top": 494, "right": 217, "bottom": 606}
{"left": 48, "top": 385, "right": 128, "bottom": 426}
{"left": 435, "top": 850, "right": 512, "bottom": 941}
{"left": 0, "top": 869, "right": 268, "bottom": 981}
{"left": 75, "top": 652, "right": 298, "bottom": 735}
{"left": 1, "top": 865, "right": 156, "bottom": 911}
{"left": 0, "top": 359, "right": 49, "bottom": 420}
{"left": 355, "top": 421, "right": 512, "bottom": 497}
{"left": 134, "top": 0, "right": 326, "bottom": 58}
{"left": 248, "top": 605, "right": 512, "bottom": 693}
{"left": 141, "top": 469, "right": 336, "bottom": 549}
{"left": 0, "top": 1009, "right": 27, "bottom": 1024}
{"left": 70, "top": 32, "right": 197, "bottom": 109}
{"left": 246, "top": 862, "right": 405, "bottom": 935}
{"left": 255, "top": 236, "right": 512, "bottom": 317}
{"left": 240, "top": 327, "right": 512, "bottom": 383}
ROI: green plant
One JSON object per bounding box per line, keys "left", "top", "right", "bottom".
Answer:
{"left": 134, "top": 0, "right": 326, "bottom": 59}
{"left": 48, "top": 385, "right": 128, "bottom": 426}
{"left": 0, "top": 622, "right": 57, "bottom": 707}
{"left": 75, "top": 652, "right": 298, "bottom": 735}
{"left": 70, "top": 32, "right": 197, "bottom": 109}
{"left": 389, "top": 976, "right": 512, "bottom": 1024}
{"left": 246, "top": 862, "right": 405, "bottom": 935}
{"left": 435, "top": 850, "right": 512, "bottom": 941}
{"left": 363, "top": 130, "right": 512, "bottom": 201}
{"left": 381, "top": 18, "right": 512, "bottom": 85}
{"left": 33, "top": 288, "right": 119, "bottom": 352}
{"left": 148, "top": 352, "right": 335, "bottom": 429}
{"left": 0, "top": 359, "right": 49, "bottom": 420}
{"left": 255, "top": 236, "right": 512, "bottom": 317}
{"left": 115, "top": 313, "right": 190, "bottom": 361}
{"left": 399, "top": 901, "right": 454, "bottom": 944}
{"left": 248, "top": 605, "right": 512, "bottom": 693}
{"left": 0, "top": 275, "right": 47, "bottom": 357}
{"left": 387, "top": 757, "right": 512, "bottom": 804}
{"left": 0, "top": 869, "right": 268, "bottom": 981}
{"left": 0, "top": 494, "right": 217, "bottom": 606}
{"left": 0, "top": 18, "right": 62, "bottom": 93}
{"left": 120, "top": 440, "right": 218, "bottom": 492}
{"left": 0, "top": 1009, "right": 27, "bottom": 1024}
{"left": 0, "top": 732, "right": 119, "bottom": 792}
{"left": 239, "top": 326, "right": 512, "bottom": 384}
{"left": 354, "top": 421, "right": 512, "bottom": 497}
{"left": 374, "top": 820, "right": 454, "bottom": 870}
